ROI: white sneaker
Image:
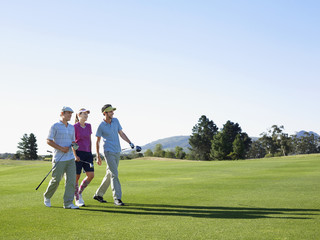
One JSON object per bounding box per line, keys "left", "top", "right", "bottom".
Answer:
{"left": 44, "top": 197, "right": 51, "bottom": 207}
{"left": 64, "top": 203, "right": 79, "bottom": 209}
{"left": 75, "top": 198, "right": 85, "bottom": 207}
{"left": 74, "top": 196, "right": 80, "bottom": 207}
{"left": 78, "top": 194, "right": 85, "bottom": 206}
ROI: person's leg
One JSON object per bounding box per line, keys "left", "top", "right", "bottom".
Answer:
{"left": 79, "top": 152, "right": 94, "bottom": 195}
{"left": 64, "top": 159, "right": 76, "bottom": 207}
{"left": 75, "top": 160, "right": 83, "bottom": 201}
{"left": 95, "top": 165, "right": 111, "bottom": 197}
{"left": 75, "top": 174, "right": 81, "bottom": 200}
{"left": 44, "top": 160, "right": 67, "bottom": 199}
{"left": 105, "top": 152, "right": 122, "bottom": 201}
{"left": 79, "top": 171, "right": 94, "bottom": 194}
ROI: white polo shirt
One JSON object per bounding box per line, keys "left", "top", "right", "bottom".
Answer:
{"left": 47, "top": 121, "right": 75, "bottom": 162}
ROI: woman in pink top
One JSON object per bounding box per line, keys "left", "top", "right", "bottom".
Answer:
{"left": 73, "top": 108, "right": 94, "bottom": 207}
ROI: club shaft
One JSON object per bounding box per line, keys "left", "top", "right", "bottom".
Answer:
{"left": 35, "top": 152, "right": 65, "bottom": 191}
{"left": 79, "top": 160, "right": 93, "bottom": 167}
{"left": 35, "top": 168, "right": 53, "bottom": 190}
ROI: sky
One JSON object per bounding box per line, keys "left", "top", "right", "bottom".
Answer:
{"left": 0, "top": 0, "right": 319, "bottom": 155}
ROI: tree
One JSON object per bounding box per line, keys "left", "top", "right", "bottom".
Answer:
{"left": 12, "top": 153, "right": 21, "bottom": 160}
{"left": 17, "top": 134, "right": 29, "bottom": 159}
{"left": 175, "top": 146, "right": 186, "bottom": 159}
{"left": 228, "top": 134, "right": 245, "bottom": 160}
{"left": 221, "top": 121, "right": 242, "bottom": 155}
{"left": 210, "top": 132, "right": 227, "bottom": 160}
{"left": 185, "top": 152, "right": 198, "bottom": 160}
{"left": 17, "top": 133, "right": 38, "bottom": 160}
{"left": 259, "top": 125, "right": 292, "bottom": 157}
{"left": 247, "top": 140, "right": 266, "bottom": 159}
{"left": 189, "top": 115, "right": 218, "bottom": 160}
{"left": 210, "top": 121, "right": 251, "bottom": 160}
{"left": 292, "top": 132, "right": 319, "bottom": 154}
{"left": 28, "top": 133, "right": 38, "bottom": 160}
{"left": 164, "top": 150, "right": 175, "bottom": 159}
{"left": 144, "top": 149, "right": 153, "bottom": 157}
{"left": 279, "top": 133, "right": 292, "bottom": 156}
{"left": 153, "top": 144, "right": 165, "bottom": 157}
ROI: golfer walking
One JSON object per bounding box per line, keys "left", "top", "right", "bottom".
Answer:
{"left": 74, "top": 108, "right": 94, "bottom": 207}
{"left": 93, "top": 104, "right": 136, "bottom": 206}
{"left": 43, "top": 106, "right": 79, "bottom": 209}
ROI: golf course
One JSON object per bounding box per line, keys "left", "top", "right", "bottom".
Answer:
{"left": 0, "top": 154, "right": 319, "bottom": 239}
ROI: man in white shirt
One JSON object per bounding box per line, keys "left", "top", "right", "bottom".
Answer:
{"left": 43, "top": 106, "right": 79, "bottom": 209}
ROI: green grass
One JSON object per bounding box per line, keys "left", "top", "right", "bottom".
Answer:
{"left": 0, "top": 155, "right": 319, "bottom": 239}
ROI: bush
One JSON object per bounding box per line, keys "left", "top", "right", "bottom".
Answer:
{"left": 274, "top": 152, "right": 283, "bottom": 157}
{"left": 164, "top": 151, "right": 175, "bottom": 159}
{"left": 144, "top": 149, "right": 153, "bottom": 157}
{"left": 185, "top": 152, "right": 198, "bottom": 160}
{"left": 120, "top": 151, "right": 143, "bottom": 160}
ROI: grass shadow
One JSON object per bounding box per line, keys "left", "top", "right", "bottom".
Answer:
{"left": 78, "top": 202, "right": 319, "bottom": 219}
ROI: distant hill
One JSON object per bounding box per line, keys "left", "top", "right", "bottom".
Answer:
{"left": 140, "top": 136, "right": 191, "bottom": 153}
{"left": 295, "top": 130, "right": 319, "bottom": 138}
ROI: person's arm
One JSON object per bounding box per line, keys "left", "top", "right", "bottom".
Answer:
{"left": 96, "top": 136, "right": 102, "bottom": 166}
{"left": 71, "top": 144, "right": 80, "bottom": 162}
{"left": 119, "top": 130, "right": 134, "bottom": 150}
{"left": 118, "top": 130, "right": 131, "bottom": 144}
{"left": 72, "top": 126, "right": 80, "bottom": 161}
{"left": 47, "top": 139, "right": 69, "bottom": 153}
{"left": 89, "top": 123, "right": 92, "bottom": 152}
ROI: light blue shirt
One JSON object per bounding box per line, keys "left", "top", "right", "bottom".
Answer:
{"left": 47, "top": 121, "right": 75, "bottom": 162}
{"left": 96, "top": 118, "right": 122, "bottom": 153}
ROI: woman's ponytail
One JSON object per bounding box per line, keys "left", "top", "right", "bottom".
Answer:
{"left": 75, "top": 114, "right": 80, "bottom": 123}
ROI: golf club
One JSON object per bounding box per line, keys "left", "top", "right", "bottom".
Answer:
{"left": 78, "top": 159, "right": 94, "bottom": 168}
{"left": 73, "top": 142, "right": 93, "bottom": 168}
{"left": 121, "top": 146, "right": 142, "bottom": 152}
{"left": 35, "top": 150, "right": 65, "bottom": 190}
{"left": 71, "top": 142, "right": 79, "bottom": 150}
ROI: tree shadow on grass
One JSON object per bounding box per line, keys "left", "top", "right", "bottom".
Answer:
{"left": 79, "top": 203, "right": 319, "bottom": 219}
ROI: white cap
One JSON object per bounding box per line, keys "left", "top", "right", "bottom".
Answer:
{"left": 78, "top": 108, "right": 90, "bottom": 114}
{"left": 61, "top": 106, "right": 74, "bottom": 113}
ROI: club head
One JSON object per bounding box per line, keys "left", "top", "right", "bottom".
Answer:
{"left": 71, "top": 142, "right": 79, "bottom": 150}
{"left": 136, "top": 146, "right": 142, "bottom": 152}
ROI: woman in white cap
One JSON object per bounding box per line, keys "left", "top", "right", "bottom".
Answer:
{"left": 73, "top": 108, "right": 94, "bottom": 207}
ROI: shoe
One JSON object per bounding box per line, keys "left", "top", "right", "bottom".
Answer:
{"left": 64, "top": 203, "right": 79, "bottom": 209}
{"left": 44, "top": 197, "right": 51, "bottom": 207}
{"left": 75, "top": 199, "right": 85, "bottom": 207}
{"left": 114, "top": 199, "right": 125, "bottom": 206}
{"left": 76, "top": 194, "right": 85, "bottom": 207}
{"left": 93, "top": 195, "right": 107, "bottom": 203}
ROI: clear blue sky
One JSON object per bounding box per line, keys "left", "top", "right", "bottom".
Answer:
{"left": 1, "top": 1, "right": 319, "bottom": 155}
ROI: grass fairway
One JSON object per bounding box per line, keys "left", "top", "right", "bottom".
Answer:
{"left": 0, "top": 155, "right": 319, "bottom": 240}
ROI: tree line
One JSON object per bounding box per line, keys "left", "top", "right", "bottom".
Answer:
{"left": 248, "top": 125, "right": 320, "bottom": 158}
{"left": 2, "top": 115, "right": 319, "bottom": 161}
{"left": 144, "top": 115, "right": 320, "bottom": 161}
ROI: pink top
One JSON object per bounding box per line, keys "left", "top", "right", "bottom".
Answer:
{"left": 74, "top": 122, "right": 92, "bottom": 152}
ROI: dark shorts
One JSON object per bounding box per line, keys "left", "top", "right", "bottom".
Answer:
{"left": 76, "top": 151, "right": 94, "bottom": 174}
